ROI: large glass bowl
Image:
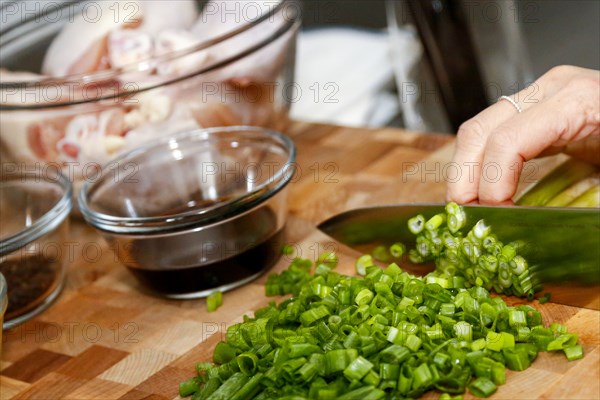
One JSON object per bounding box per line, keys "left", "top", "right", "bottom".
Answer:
{"left": 78, "top": 126, "right": 296, "bottom": 298}
{"left": 0, "top": 0, "right": 300, "bottom": 188}
{"left": 0, "top": 170, "right": 72, "bottom": 328}
{"left": 1, "top": 272, "right": 6, "bottom": 340}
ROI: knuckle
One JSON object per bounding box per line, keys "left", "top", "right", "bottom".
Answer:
{"left": 564, "top": 76, "right": 599, "bottom": 93}
{"left": 457, "top": 119, "right": 488, "bottom": 148}
{"left": 446, "top": 187, "right": 477, "bottom": 204}
{"left": 544, "top": 65, "right": 578, "bottom": 81}
{"left": 487, "top": 127, "right": 515, "bottom": 152}
{"left": 554, "top": 82, "right": 600, "bottom": 139}
{"left": 479, "top": 186, "right": 509, "bottom": 204}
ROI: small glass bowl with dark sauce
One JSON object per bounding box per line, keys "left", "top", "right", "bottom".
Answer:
{"left": 79, "top": 126, "right": 295, "bottom": 299}
{"left": 0, "top": 169, "right": 72, "bottom": 328}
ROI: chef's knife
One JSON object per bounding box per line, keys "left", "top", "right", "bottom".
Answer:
{"left": 318, "top": 204, "right": 600, "bottom": 310}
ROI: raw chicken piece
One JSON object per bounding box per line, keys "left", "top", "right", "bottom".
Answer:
{"left": 26, "top": 116, "right": 71, "bottom": 161}
{"left": 59, "top": 108, "right": 128, "bottom": 164}
{"left": 57, "top": 115, "right": 98, "bottom": 160}
{"left": 3, "top": 0, "right": 293, "bottom": 177}
{"left": 42, "top": 1, "right": 143, "bottom": 77}
{"left": 190, "top": 0, "right": 294, "bottom": 83}
{"left": 138, "top": 0, "right": 199, "bottom": 35}
{"left": 98, "top": 108, "right": 127, "bottom": 138}
{"left": 123, "top": 101, "right": 199, "bottom": 149}
{"left": 154, "top": 29, "right": 209, "bottom": 76}
{"left": 42, "top": 0, "right": 198, "bottom": 77}
{"left": 108, "top": 29, "right": 153, "bottom": 68}
{"left": 0, "top": 69, "right": 69, "bottom": 162}
{"left": 191, "top": 0, "right": 275, "bottom": 39}
{"left": 123, "top": 92, "right": 172, "bottom": 130}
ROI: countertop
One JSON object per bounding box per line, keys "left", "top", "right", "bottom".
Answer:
{"left": 1, "top": 122, "right": 598, "bottom": 399}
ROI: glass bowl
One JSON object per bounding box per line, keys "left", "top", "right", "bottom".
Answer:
{"left": 0, "top": 0, "right": 300, "bottom": 190}
{"left": 78, "top": 126, "right": 296, "bottom": 298}
{"left": 0, "top": 169, "right": 72, "bottom": 329}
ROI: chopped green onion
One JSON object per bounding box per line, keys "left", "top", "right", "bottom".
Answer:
{"left": 343, "top": 356, "right": 373, "bottom": 381}
{"left": 389, "top": 243, "right": 406, "bottom": 258}
{"left": 408, "top": 214, "right": 426, "bottom": 234}
{"left": 379, "top": 345, "right": 410, "bottom": 364}
{"left": 454, "top": 321, "right": 472, "bottom": 342}
{"left": 325, "top": 348, "right": 358, "bottom": 375}
{"left": 405, "top": 334, "right": 422, "bottom": 352}
{"left": 509, "top": 310, "right": 527, "bottom": 328}
{"left": 230, "top": 373, "right": 263, "bottom": 400}
{"left": 412, "top": 363, "right": 434, "bottom": 391}
{"left": 282, "top": 244, "right": 294, "bottom": 256}
{"left": 300, "top": 305, "right": 331, "bottom": 326}
{"left": 472, "top": 219, "right": 491, "bottom": 240}
{"left": 372, "top": 245, "right": 391, "bottom": 262}
{"left": 380, "top": 363, "right": 400, "bottom": 380}
{"left": 213, "top": 342, "right": 236, "bottom": 364}
{"left": 564, "top": 345, "right": 584, "bottom": 361}
{"left": 486, "top": 331, "right": 515, "bottom": 352}
{"left": 204, "top": 372, "right": 248, "bottom": 400}
{"left": 468, "top": 377, "right": 497, "bottom": 397}
{"left": 236, "top": 353, "right": 258, "bottom": 376}
{"left": 207, "top": 291, "right": 223, "bottom": 313}
{"left": 503, "top": 347, "right": 531, "bottom": 371}
{"left": 195, "top": 378, "right": 220, "bottom": 400}
{"left": 179, "top": 377, "right": 200, "bottom": 397}
{"left": 538, "top": 292, "right": 552, "bottom": 304}
{"left": 317, "top": 252, "right": 339, "bottom": 268}
{"left": 337, "top": 386, "right": 385, "bottom": 400}
{"left": 446, "top": 202, "right": 466, "bottom": 233}
{"left": 355, "top": 288, "right": 374, "bottom": 306}
{"left": 547, "top": 333, "right": 578, "bottom": 351}
{"left": 426, "top": 213, "right": 447, "bottom": 231}
{"left": 356, "top": 255, "right": 374, "bottom": 276}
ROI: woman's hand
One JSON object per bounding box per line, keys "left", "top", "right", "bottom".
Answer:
{"left": 446, "top": 65, "right": 600, "bottom": 204}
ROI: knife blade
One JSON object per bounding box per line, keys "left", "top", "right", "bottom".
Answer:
{"left": 318, "top": 204, "right": 600, "bottom": 309}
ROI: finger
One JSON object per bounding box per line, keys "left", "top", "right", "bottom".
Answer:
{"left": 537, "top": 133, "right": 600, "bottom": 164}
{"left": 446, "top": 85, "right": 539, "bottom": 203}
{"left": 563, "top": 134, "right": 600, "bottom": 165}
{"left": 478, "top": 80, "right": 600, "bottom": 203}
{"left": 446, "top": 66, "right": 600, "bottom": 203}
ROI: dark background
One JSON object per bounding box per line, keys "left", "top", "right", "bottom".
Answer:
{"left": 299, "top": 0, "right": 600, "bottom": 76}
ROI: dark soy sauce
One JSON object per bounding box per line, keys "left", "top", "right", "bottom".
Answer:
{"left": 127, "top": 229, "right": 284, "bottom": 294}
{"left": 116, "top": 204, "right": 284, "bottom": 295}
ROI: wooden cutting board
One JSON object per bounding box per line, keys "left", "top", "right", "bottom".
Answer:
{"left": 1, "top": 122, "right": 598, "bottom": 400}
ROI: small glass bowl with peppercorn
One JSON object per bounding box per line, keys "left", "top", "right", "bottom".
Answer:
{"left": 0, "top": 168, "right": 72, "bottom": 329}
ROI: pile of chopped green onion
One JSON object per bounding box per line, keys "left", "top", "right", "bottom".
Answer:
{"left": 180, "top": 203, "right": 584, "bottom": 399}
{"left": 403, "top": 202, "right": 538, "bottom": 299}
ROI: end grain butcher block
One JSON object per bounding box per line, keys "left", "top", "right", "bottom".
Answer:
{"left": 1, "top": 122, "right": 598, "bottom": 399}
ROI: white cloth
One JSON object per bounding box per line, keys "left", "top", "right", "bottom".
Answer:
{"left": 291, "top": 27, "right": 399, "bottom": 128}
